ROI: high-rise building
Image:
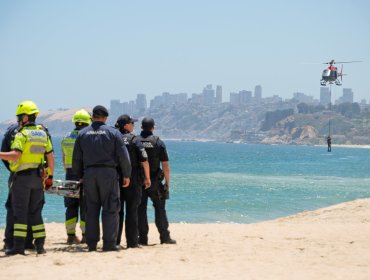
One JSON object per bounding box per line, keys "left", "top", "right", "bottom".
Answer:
{"left": 216, "top": 85, "right": 222, "bottom": 103}
{"left": 293, "top": 92, "right": 314, "bottom": 103}
{"left": 342, "top": 88, "right": 354, "bottom": 103}
{"left": 254, "top": 85, "right": 262, "bottom": 103}
{"left": 239, "top": 90, "right": 252, "bottom": 104}
{"left": 136, "top": 93, "right": 147, "bottom": 112}
{"left": 110, "top": 99, "right": 123, "bottom": 118}
{"left": 320, "top": 87, "right": 331, "bottom": 107}
{"left": 191, "top": 93, "right": 203, "bottom": 104}
{"left": 229, "top": 92, "right": 239, "bottom": 105}
{"left": 150, "top": 92, "right": 188, "bottom": 108}
{"left": 202, "top": 84, "right": 215, "bottom": 104}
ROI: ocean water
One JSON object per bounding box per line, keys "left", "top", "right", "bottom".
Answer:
{"left": 1, "top": 139, "right": 370, "bottom": 227}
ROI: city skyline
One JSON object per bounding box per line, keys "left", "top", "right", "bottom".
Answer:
{"left": 0, "top": 1, "right": 369, "bottom": 121}
{"left": 109, "top": 84, "right": 365, "bottom": 119}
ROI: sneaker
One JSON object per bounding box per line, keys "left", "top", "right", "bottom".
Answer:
{"left": 67, "top": 235, "right": 80, "bottom": 244}
{"left": 160, "top": 238, "right": 176, "bottom": 245}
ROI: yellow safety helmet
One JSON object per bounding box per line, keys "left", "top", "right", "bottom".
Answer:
{"left": 15, "top": 100, "right": 39, "bottom": 116}
{"left": 72, "top": 109, "right": 91, "bottom": 124}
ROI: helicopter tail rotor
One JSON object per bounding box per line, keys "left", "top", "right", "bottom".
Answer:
{"left": 338, "top": 64, "right": 347, "bottom": 79}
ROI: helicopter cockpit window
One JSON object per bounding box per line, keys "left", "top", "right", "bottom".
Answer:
{"left": 322, "top": 69, "right": 330, "bottom": 77}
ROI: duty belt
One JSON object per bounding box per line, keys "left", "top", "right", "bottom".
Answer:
{"left": 15, "top": 168, "right": 38, "bottom": 175}
{"left": 86, "top": 164, "right": 116, "bottom": 169}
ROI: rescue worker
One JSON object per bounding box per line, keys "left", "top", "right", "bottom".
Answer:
{"left": 0, "top": 101, "right": 55, "bottom": 255}
{"left": 327, "top": 136, "right": 332, "bottom": 152}
{"left": 1, "top": 123, "right": 34, "bottom": 251}
{"left": 114, "top": 114, "right": 151, "bottom": 248}
{"left": 1, "top": 121, "right": 51, "bottom": 251}
{"left": 61, "top": 109, "right": 91, "bottom": 244}
{"left": 72, "top": 105, "right": 131, "bottom": 251}
{"left": 137, "top": 117, "right": 176, "bottom": 245}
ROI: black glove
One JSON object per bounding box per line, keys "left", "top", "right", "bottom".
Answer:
{"left": 44, "top": 175, "right": 53, "bottom": 190}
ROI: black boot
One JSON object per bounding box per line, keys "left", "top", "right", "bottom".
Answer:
{"left": 5, "top": 237, "right": 25, "bottom": 256}
{"left": 34, "top": 238, "right": 46, "bottom": 254}
{"left": 2, "top": 238, "right": 13, "bottom": 252}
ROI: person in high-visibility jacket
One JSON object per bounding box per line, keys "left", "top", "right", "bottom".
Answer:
{"left": 61, "top": 109, "right": 91, "bottom": 244}
{"left": 1, "top": 122, "right": 50, "bottom": 251}
{"left": 0, "top": 101, "right": 55, "bottom": 255}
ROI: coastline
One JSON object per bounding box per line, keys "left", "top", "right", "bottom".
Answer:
{"left": 1, "top": 198, "right": 369, "bottom": 280}
{"left": 164, "top": 138, "right": 370, "bottom": 148}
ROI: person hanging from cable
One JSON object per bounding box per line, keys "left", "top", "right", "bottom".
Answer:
{"left": 327, "top": 135, "right": 332, "bottom": 152}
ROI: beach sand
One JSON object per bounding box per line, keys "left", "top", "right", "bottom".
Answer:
{"left": 1, "top": 198, "right": 369, "bottom": 280}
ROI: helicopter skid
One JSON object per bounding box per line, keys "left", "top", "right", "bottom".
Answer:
{"left": 335, "top": 80, "right": 342, "bottom": 86}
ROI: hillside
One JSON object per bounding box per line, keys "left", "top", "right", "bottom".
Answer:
{"left": 1, "top": 104, "right": 369, "bottom": 145}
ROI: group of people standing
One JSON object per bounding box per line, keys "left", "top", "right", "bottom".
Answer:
{"left": 0, "top": 100, "right": 175, "bottom": 256}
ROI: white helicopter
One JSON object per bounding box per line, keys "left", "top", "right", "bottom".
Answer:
{"left": 320, "top": 59, "right": 361, "bottom": 86}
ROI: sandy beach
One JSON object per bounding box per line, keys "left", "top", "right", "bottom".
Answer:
{"left": 1, "top": 198, "right": 369, "bottom": 280}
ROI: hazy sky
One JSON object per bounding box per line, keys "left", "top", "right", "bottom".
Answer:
{"left": 0, "top": 0, "right": 369, "bottom": 121}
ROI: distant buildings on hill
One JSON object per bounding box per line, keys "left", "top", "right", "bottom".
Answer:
{"left": 109, "top": 84, "right": 368, "bottom": 118}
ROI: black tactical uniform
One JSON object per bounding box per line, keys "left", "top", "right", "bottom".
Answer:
{"left": 137, "top": 119, "right": 174, "bottom": 245}
{"left": 72, "top": 106, "right": 131, "bottom": 251}
{"left": 116, "top": 127, "right": 148, "bottom": 248}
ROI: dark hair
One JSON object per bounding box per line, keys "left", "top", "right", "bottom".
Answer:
{"left": 92, "top": 105, "right": 109, "bottom": 117}
{"left": 28, "top": 114, "right": 36, "bottom": 122}
{"left": 141, "top": 117, "right": 155, "bottom": 130}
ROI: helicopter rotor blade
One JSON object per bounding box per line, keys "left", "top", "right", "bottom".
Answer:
{"left": 326, "top": 60, "right": 362, "bottom": 64}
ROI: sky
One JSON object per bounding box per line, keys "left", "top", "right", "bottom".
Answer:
{"left": 0, "top": 0, "right": 369, "bottom": 121}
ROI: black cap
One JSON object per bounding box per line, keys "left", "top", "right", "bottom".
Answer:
{"left": 141, "top": 117, "right": 155, "bottom": 130}
{"left": 92, "top": 105, "right": 109, "bottom": 117}
{"left": 115, "top": 114, "right": 138, "bottom": 128}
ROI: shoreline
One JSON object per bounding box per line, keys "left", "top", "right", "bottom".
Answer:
{"left": 1, "top": 198, "right": 369, "bottom": 280}
{"left": 164, "top": 138, "right": 370, "bottom": 148}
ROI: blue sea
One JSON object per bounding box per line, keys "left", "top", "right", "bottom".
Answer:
{"left": 1, "top": 139, "right": 370, "bottom": 227}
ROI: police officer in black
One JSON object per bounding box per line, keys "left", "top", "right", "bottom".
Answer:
{"left": 115, "top": 114, "right": 151, "bottom": 248}
{"left": 72, "top": 105, "right": 131, "bottom": 252}
{"left": 137, "top": 117, "right": 176, "bottom": 245}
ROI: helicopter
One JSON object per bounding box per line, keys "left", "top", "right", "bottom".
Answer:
{"left": 320, "top": 59, "right": 361, "bottom": 86}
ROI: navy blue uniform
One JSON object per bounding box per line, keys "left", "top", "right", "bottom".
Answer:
{"left": 117, "top": 131, "right": 148, "bottom": 247}
{"left": 1, "top": 124, "right": 33, "bottom": 250}
{"left": 137, "top": 131, "right": 171, "bottom": 244}
{"left": 72, "top": 121, "right": 131, "bottom": 250}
